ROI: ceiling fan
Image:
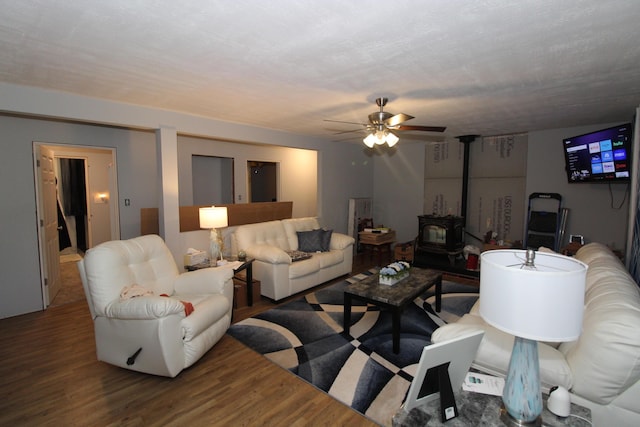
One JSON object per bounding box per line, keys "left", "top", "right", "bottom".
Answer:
{"left": 325, "top": 97, "right": 446, "bottom": 147}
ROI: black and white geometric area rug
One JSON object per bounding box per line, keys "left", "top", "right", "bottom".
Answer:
{"left": 227, "top": 270, "right": 479, "bottom": 426}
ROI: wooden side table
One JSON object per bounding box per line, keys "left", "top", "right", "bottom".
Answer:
{"left": 359, "top": 230, "right": 396, "bottom": 266}
{"left": 185, "top": 257, "right": 256, "bottom": 306}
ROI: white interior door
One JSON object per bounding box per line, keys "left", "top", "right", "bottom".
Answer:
{"left": 37, "top": 145, "right": 61, "bottom": 306}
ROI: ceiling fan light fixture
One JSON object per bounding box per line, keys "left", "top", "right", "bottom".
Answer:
{"left": 363, "top": 133, "right": 376, "bottom": 148}
{"left": 362, "top": 130, "right": 400, "bottom": 148}
{"left": 386, "top": 132, "right": 399, "bottom": 147}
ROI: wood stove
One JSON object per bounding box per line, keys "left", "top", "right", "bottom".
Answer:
{"left": 417, "top": 214, "right": 465, "bottom": 255}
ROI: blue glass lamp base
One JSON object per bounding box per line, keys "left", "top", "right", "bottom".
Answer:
{"left": 500, "top": 404, "right": 542, "bottom": 426}
{"left": 209, "top": 228, "right": 221, "bottom": 262}
{"left": 501, "top": 336, "right": 543, "bottom": 426}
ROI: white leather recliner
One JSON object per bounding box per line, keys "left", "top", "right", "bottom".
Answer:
{"left": 78, "top": 234, "right": 234, "bottom": 377}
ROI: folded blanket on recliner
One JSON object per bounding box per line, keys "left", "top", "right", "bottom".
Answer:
{"left": 119, "top": 284, "right": 194, "bottom": 316}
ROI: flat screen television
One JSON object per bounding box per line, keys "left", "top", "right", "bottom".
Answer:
{"left": 562, "top": 123, "right": 633, "bottom": 183}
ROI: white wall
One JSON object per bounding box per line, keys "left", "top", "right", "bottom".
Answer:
{"left": 372, "top": 122, "right": 634, "bottom": 253}
{"left": 527, "top": 123, "right": 632, "bottom": 251}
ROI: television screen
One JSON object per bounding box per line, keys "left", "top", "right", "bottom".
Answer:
{"left": 562, "top": 123, "right": 633, "bottom": 183}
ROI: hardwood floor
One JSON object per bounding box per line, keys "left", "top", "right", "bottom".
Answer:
{"left": 0, "top": 254, "right": 379, "bottom": 426}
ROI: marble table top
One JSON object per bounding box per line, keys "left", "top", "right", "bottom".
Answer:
{"left": 344, "top": 267, "right": 441, "bottom": 307}
{"left": 393, "top": 389, "right": 591, "bottom": 427}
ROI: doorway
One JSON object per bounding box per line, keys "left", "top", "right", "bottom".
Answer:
{"left": 34, "top": 143, "right": 119, "bottom": 308}
{"left": 248, "top": 161, "right": 278, "bottom": 203}
{"left": 57, "top": 158, "right": 88, "bottom": 253}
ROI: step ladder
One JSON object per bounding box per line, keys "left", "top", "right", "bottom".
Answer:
{"left": 525, "top": 193, "right": 565, "bottom": 251}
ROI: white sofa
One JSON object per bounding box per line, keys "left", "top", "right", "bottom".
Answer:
{"left": 78, "top": 234, "right": 234, "bottom": 377}
{"left": 432, "top": 242, "right": 640, "bottom": 426}
{"left": 232, "top": 217, "right": 355, "bottom": 301}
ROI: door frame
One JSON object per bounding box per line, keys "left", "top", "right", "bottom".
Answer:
{"left": 33, "top": 142, "right": 119, "bottom": 308}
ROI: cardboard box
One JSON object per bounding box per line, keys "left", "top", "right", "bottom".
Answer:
{"left": 233, "top": 278, "right": 261, "bottom": 309}
{"left": 482, "top": 243, "right": 512, "bottom": 252}
{"left": 394, "top": 242, "right": 414, "bottom": 261}
{"left": 359, "top": 230, "right": 396, "bottom": 244}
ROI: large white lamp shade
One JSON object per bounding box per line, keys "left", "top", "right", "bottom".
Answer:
{"left": 480, "top": 249, "right": 587, "bottom": 341}
{"left": 199, "top": 206, "right": 228, "bottom": 229}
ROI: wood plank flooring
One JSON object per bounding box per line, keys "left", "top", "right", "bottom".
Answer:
{"left": 0, "top": 254, "right": 379, "bottom": 426}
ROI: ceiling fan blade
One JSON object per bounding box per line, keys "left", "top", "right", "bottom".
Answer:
{"left": 332, "top": 128, "right": 367, "bottom": 135}
{"left": 324, "top": 119, "right": 368, "bottom": 127}
{"left": 332, "top": 134, "right": 364, "bottom": 142}
{"left": 396, "top": 125, "right": 447, "bottom": 133}
{"left": 384, "top": 113, "right": 413, "bottom": 127}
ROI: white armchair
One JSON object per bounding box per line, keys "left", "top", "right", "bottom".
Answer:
{"left": 77, "top": 234, "right": 234, "bottom": 377}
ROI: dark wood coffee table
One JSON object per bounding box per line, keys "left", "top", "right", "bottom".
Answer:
{"left": 343, "top": 267, "right": 442, "bottom": 354}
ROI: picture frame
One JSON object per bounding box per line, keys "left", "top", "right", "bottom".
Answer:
{"left": 402, "top": 330, "right": 484, "bottom": 422}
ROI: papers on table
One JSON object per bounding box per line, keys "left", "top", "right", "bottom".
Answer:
{"left": 462, "top": 372, "right": 505, "bottom": 396}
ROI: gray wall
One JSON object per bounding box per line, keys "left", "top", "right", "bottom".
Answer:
{"left": 372, "top": 143, "right": 427, "bottom": 245}
{"left": 0, "top": 115, "right": 157, "bottom": 318}
{"left": 0, "top": 113, "right": 373, "bottom": 319}
{"left": 527, "top": 124, "right": 631, "bottom": 251}
{"left": 0, "top": 81, "right": 632, "bottom": 319}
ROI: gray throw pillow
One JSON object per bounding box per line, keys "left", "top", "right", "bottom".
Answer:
{"left": 321, "top": 229, "right": 333, "bottom": 251}
{"left": 297, "top": 229, "right": 325, "bottom": 252}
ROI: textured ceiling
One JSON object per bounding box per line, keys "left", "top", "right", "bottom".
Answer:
{"left": 1, "top": 0, "right": 639, "bottom": 143}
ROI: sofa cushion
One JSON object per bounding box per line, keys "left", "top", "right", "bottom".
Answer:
{"left": 234, "top": 220, "right": 290, "bottom": 252}
{"left": 559, "top": 242, "right": 640, "bottom": 404}
{"left": 314, "top": 250, "right": 343, "bottom": 269}
{"left": 282, "top": 217, "right": 321, "bottom": 249}
{"left": 289, "top": 256, "right": 321, "bottom": 279}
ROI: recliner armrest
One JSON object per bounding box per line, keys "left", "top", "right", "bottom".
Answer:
{"left": 105, "top": 296, "right": 186, "bottom": 319}
{"left": 174, "top": 267, "right": 234, "bottom": 295}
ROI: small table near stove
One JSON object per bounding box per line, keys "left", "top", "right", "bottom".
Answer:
{"left": 343, "top": 267, "right": 442, "bottom": 354}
